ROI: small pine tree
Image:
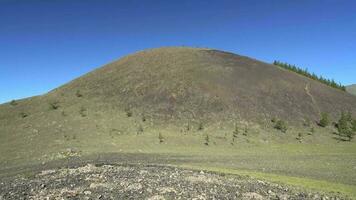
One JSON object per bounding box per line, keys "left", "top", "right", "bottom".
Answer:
{"left": 303, "top": 118, "right": 311, "bottom": 127}
{"left": 75, "top": 90, "right": 83, "bottom": 97}
{"left": 274, "top": 120, "right": 287, "bottom": 133}
{"left": 79, "top": 107, "right": 87, "bottom": 117}
{"left": 20, "top": 112, "right": 28, "bottom": 118}
{"left": 126, "top": 110, "right": 133, "bottom": 117}
{"left": 233, "top": 124, "right": 239, "bottom": 138}
{"left": 352, "top": 120, "right": 356, "bottom": 132}
{"left": 309, "top": 127, "right": 315, "bottom": 135}
{"left": 337, "top": 112, "right": 355, "bottom": 141}
{"left": 296, "top": 133, "right": 303, "bottom": 142}
{"left": 319, "top": 112, "right": 330, "bottom": 127}
{"left": 271, "top": 117, "right": 277, "bottom": 123}
{"left": 198, "top": 122, "right": 203, "bottom": 131}
{"left": 10, "top": 100, "right": 17, "bottom": 106}
{"left": 243, "top": 126, "right": 248, "bottom": 136}
{"left": 158, "top": 133, "right": 164, "bottom": 143}
{"left": 137, "top": 124, "right": 143, "bottom": 135}
{"left": 49, "top": 101, "right": 60, "bottom": 110}
{"left": 186, "top": 122, "right": 191, "bottom": 131}
{"left": 204, "top": 134, "right": 209, "bottom": 146}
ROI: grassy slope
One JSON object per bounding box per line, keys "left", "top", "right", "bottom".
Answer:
{"left": 1, "top": 47, "right": 356, "bottom": 198}
{"left": 347, "top": 84, "right": 356, "bottom": 96}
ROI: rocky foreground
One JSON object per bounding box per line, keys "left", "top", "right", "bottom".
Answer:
{"left": 0, "top": 164, "right": 348, "bottom": 200}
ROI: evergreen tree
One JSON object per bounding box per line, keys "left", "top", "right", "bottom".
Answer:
{"left": 337, "top": 112, "right": 355, "bottom": 141}
{"left": 272, "top": 61, "right": 346, "bottom": 91}
{"left": 319, "top": 112, "right": 330, "bottom": 127}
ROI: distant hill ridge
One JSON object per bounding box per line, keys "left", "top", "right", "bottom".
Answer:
{"left": 346, "top": 84, "right": 356, "bottom": 96}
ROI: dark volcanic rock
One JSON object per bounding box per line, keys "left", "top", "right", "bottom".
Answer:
{"left": 0, "top": 164, "right": 348, "bottom": 200}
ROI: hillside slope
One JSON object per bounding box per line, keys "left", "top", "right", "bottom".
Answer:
{"left": 346, "top": 84, "right": 356, "bottom": 96}
{"left": 1, "top": 47, "right": 356, "bottom": 168}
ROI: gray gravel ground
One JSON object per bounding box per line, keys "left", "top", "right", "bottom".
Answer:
{"left": 0, "top": 163, "right": 349, "bottom": 200}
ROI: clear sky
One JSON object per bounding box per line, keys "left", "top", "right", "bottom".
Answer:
{"left": 1, "top": 0, "right": 356, "bottom": 103}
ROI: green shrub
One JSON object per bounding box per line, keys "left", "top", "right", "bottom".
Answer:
{"left": 274, "top": 120, "right": 288, "bottom": 133}
{"left": 319, "top": 112, "right": 330, "bottom": 127}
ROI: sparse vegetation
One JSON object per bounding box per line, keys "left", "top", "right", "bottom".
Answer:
{"left": 274, "top": 120, "right": 288, "bottom": 133}
{"left": 273, "top": 61, "right": 346, "bottom": 91}
{"left": 319, "top": 112, "right": 330, "bottom": 127}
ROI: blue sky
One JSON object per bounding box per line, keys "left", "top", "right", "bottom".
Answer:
{"left": 1, "top": 0, "right": 356, "bottom": 103}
